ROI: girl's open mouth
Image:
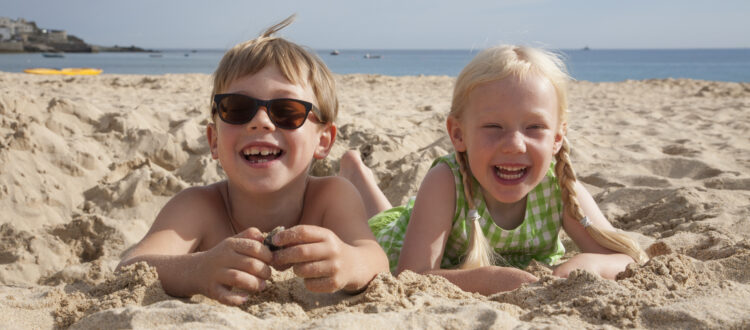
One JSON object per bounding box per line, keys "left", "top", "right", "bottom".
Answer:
{"left": 494, "top": 165, "right": 528, "bottom": 183}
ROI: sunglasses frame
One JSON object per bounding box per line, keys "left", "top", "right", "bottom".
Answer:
{"left": 212, "top": 93, "right": 323, "bottom": 129}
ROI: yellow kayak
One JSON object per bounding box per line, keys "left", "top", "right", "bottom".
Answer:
{"left": 24, "top": 68, "right": 103, "bottom": 75}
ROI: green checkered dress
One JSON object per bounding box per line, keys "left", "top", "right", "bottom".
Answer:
{"left": 369, "top": 153, "right": 565, "bottom": 273}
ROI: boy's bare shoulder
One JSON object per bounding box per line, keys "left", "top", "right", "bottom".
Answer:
{"left": 302, "top": 176, "right": 359, "bottom": 214}
{"left": 169, "top": 182, "right": 225, "bottom": 207}
{"left": 307, "top": 176, "right": 357, "bottom": 196}
{"left": 155, "top": 182, "right": 227, "bottom": 226}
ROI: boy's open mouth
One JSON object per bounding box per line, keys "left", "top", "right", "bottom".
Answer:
{"left": 241, "top": 146, "right": 283, "bottom": 164}
{"left": 494, "top": 165, "right": 527, "bottom": 180}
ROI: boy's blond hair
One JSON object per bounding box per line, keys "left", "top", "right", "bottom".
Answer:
{"left": 211, "top": 15, "right": 338, "bottom": 124}
{"left": 450, "top": 45, "right": 648, "bottom": 269}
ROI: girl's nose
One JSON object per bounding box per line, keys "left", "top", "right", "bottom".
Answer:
{"left": 247, "top": 107, "right": 275, "bottom": 131}
{"left": 500, "top": 131, "right": 526, "bottom": 153}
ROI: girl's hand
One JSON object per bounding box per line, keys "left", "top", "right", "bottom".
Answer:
{"left": 194, "top": 227, "right": 273, "bottom": 305}
{"left": 270, "top": 225, "right": 357, "bottom": 293}
{"left": 552, "top": 252, "right": 634, "bottom": 279}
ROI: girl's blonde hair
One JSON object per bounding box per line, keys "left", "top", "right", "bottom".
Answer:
{"left": 211, "top": 14, "right": 338, "bottom": 124}
{"left": 451, "top": 45, "right": 648, "bottom": 270}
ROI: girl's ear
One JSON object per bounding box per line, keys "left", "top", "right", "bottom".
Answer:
{"left": 446, "top": 116, "right": 467, "bottom": 152}
{"left": 206, "top": 122, "right": 219, "bottom": 159}
{"left": 313, "top": 123, "right": 337, "bottom": 159}
{"left": 553, "top": 122, "right": 567, "bottom": 155}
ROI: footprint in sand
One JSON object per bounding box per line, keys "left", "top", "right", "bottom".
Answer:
{"left": 661, "top": 144, "right": 701, "bottom": 157}
{"left": 703, "top": 177, "right": 750, "bottom": 191}
{"left": 580, "top": 173, "right": 671, "bottom": 189}
{"left": 643, "top": 158, "right": 723, "bottom": 180}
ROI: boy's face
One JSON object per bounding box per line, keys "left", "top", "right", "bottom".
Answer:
{"left": 207, "top": 65, "right": 335, "bottom": 193}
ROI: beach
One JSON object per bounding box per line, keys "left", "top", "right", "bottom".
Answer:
{"left": 1, "top": 72, "right": 749, "bottom": 328}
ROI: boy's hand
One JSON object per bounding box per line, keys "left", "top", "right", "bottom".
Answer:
{"left": 270, "top": 225, "right": 356, "bottom": 293}
{"left": 195, "top": 227, "right": 273, "bottom": 305}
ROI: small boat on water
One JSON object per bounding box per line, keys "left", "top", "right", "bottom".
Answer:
{"left": 23, "top": 68, "right": 103, "bottom": 76}
{"left": 42, "top": 52, "right": 64, "bottom": 58}
{"left": 364, "top": 53, "right": 382, "bottom": 59}
{"left": 330, "top": 50, "right": 340, "bottom": 55}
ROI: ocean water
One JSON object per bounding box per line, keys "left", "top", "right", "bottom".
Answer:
{"left": 0, "top": 48, "right": 748, "bottom": 82}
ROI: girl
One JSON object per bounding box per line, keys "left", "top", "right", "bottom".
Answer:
{"left": 345, "top": 45, "right": 647, "bottom": 295}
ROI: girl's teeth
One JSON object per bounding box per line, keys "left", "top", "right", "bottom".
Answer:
{"left": 496, "top": 166, "right": 525, "bottom": 171}
{"left": 497, "top": 171, "right": 524, "bottom": 180}
{"left": 495, "top": 166, "right": 526, "bottom": 180}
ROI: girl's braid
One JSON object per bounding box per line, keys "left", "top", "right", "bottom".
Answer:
{"left": 554, "top": 137, "right": 649, "bottom": 264}
{"left": 455, "top": 152, "right": 496, "bottom": 269}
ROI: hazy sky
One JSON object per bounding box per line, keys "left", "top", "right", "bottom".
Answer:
{"left": 2, "top": 0, "right": 748, "bottom": 50}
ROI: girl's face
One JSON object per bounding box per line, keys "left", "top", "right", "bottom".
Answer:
{"left": 447, "top": 74, "right": 564, "bottom": 206}
{"left": 207, "top": 65, "right": 335, "bottom": 194}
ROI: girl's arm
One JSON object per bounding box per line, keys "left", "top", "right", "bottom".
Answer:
{"left": 271, "top": 176, "right": 389, "bottom": 293}
{"left": 396, "top": 163, "right": 457, "bottom": 273}
{"left": 556, "top": 181, "right": 636, "bottom": 279}
{"left": 397, "top": 164, "right": 537, "bottom": 295}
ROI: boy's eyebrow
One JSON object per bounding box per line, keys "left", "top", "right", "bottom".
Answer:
{"left": 226, "top": 89, "right": 306, "bottom": 100}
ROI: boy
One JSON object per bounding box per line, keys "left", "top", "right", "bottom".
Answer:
{"left": 118, "top": 15, "right": 389, "bottom": 306}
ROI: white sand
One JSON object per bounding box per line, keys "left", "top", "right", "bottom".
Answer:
{"left": 1, "top": 72, "right": 749, "bottom": 328}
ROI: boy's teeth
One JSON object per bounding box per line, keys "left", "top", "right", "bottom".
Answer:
{"left": 242, "top": 146, "right": 281, "bottom": 156}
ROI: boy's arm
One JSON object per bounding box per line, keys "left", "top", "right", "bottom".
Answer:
{"left": 272, "top": 177, "right": 389, "bottom": 293}
{"left": 118, "top": 186, "right": 272, "bottom": 305}
{"left": 556, "top": 181, "right": 635, "bottom": 279}
{"left": 397, "top": 164, "right": 537, "bottom": 295}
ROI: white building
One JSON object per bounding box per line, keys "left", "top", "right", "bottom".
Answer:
{"left": 0, "top": 26, "right": 11, "bottom": 40}
{"left": 0, "top": 17, "right": 36, "bottom": 37}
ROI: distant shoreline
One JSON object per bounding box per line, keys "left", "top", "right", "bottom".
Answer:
{"left": 0, "top": 44, "right": 155, "bottom": 54}
{"left": 1, "top": 49, "right": 747, "bottom": 82}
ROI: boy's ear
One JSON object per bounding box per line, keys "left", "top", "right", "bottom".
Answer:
{"left": 446, "top": 116, "right": 467, "bottom": 152}
{"left": 313, "top": 123, "right": 336, "bottom": 159}
{"left": 553, "top": 122, "right": 567, "bottom": 155}
{"left": 206, "top": 123, "right": 219, "bottom": 159}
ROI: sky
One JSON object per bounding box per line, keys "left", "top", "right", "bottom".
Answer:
{"left": 1, "top": 0, "right": 748, "bottom": 50}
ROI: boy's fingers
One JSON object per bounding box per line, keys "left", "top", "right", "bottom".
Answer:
{"left": 230, "top": 237, "right": 273, "bottom": 263}
{"left": 219, "top": 268, "right": 267, "bottom": 293}
{"left": 212, "top": 284, "right": 248, "bottom": 306}
{"left": 292, "top": 259, "right": 335, "bottom": 279}
{"left": 274, "top": 241, "right": 331, "bottom": 266}
{"left": 236, "top": 227, "right": 265, "bottom": 242}
{"left": 234, "top": 255, "right": 273, "bottom": 280}
{"left": 272, "top": 225, "right": 330, "bottom": 247}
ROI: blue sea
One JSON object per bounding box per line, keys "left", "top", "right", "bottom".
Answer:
{"left": 1, "top": 48, "right": 748, "bottom": 82}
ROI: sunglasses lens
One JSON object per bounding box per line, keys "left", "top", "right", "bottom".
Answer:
{"left": 269, "top": 100, "right": 309, "bottom": 129}
{"left": 218, "top": 95, "right": 256, "bottom": 124}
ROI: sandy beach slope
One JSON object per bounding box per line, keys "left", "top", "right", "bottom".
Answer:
{"left": 1, "top": 72, "right": 749, "bottom": 328}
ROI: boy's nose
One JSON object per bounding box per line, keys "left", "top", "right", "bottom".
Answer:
{"left": 247, "top": 107, "right": 275, "bottom": 131}
{"left": 499, "top": 131, "right": 526, "bottom": 153}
